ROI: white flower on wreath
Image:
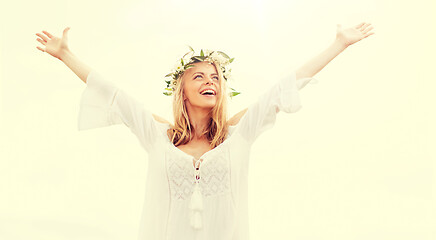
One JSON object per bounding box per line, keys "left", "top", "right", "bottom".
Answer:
{"left": 210, "top": 52, "right": 228, "bottom": 66}
{"left": 172, "top": 62, "right": 184, "bottom": 73}
{"left": 223, "top": 65, "right": 232, "bottom": 79}
{"left": 223, "top": 71, "right": 232, "bottom": 81}
{"left": 170, "top": 79, "right": 178, "bottom": 90}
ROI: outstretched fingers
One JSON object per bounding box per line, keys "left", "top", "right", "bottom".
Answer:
{"left": 362, "top": 23, "right": 371, "bottom": 29}
{"left": 365, "top": 31, "right": 375, "bottom": 38}
{"left": 36, "top": 33, "right": 48, "bottom": 42}
{"left": 355, "top": 22, "right": 365, "bottom": 29}
{"left": 362, "top": 26, "right": 374, "bottom": 35}
{"left": 35, "top": 31, "right": 50, "bottom": 53}
{"left": 42, "top": 30, "right": 53, "bottom": 38}
{"left": 36, "top": 46, "right": 45, "bottom": 52}
{"left": 36, "top": 37, "right": 46, "bottom": 45}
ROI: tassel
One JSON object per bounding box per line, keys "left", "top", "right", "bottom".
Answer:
{"left": 190, "top": 211, "right": 203, "bottom": 229}
{"left": 189, "top": 183, "right": 203, "bottom": 211}
{"left": 189, "top": 183, "right": 203, "bottom": 229}
{"left": 190, "top": 159, "right": 204, "bottom": 230}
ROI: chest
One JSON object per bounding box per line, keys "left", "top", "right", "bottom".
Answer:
{"left": 166, "top": 140, "right": 232, "bottom": 201}
{"left": 176, "top": 140, "right": 213, "bottom": 163}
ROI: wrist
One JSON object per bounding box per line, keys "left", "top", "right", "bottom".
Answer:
{"left": 59, "top": 48, "right": 73, "bottom": 62}
{"left": 334, "top": 38, "right": 349, "bottom": 49}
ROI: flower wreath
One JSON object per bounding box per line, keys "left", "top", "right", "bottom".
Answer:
{"left": 163, "top": 46, "right": 241, "bottom": 98}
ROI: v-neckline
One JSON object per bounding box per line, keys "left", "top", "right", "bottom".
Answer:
{"left": 152, "top": 108, "right": 249, "bottom": 162}
{"left": 165, "top": 125, "right": 237, "bottom": 161}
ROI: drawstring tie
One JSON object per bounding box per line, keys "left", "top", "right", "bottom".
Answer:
{"left": 189, "top": 158, "right": 203, "bottom": 230}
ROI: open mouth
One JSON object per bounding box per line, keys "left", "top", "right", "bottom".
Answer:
{"left": 199, "top": 89, "right": 216, "bottom": 97}
{"left": 200, "top": 93, "right": 215, "bottom": 97}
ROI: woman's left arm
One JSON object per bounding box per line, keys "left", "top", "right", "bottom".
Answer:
{"left": 295, "top": 22, "right": 375, "bottom": 79}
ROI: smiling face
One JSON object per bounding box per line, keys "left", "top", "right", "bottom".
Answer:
{"left": 182, "top": 61, "right": 220, "bottom": 111}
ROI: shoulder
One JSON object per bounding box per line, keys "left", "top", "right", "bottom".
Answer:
{"left": 152, "top": 114, "right": 171, "bottom": 125}
{"left": 228, "top": 108, "right": 248, "bottom": 126}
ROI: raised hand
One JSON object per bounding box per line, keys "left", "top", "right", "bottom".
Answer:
{"left": 35, "top": 27, "right": 71, "bottom": 60}
{"left": 336, "top": 22, "right": 374, "bottom": 47}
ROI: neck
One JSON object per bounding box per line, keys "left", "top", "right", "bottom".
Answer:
{"left": 185, "top": 104, "right": 212, "bottom": 140}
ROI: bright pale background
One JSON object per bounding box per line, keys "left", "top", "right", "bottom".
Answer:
{"left": 1, "top": 0, "right": 435, "bottom": 239}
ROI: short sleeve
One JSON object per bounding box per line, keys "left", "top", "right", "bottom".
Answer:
{"left": 77, "top": 70, "right": 161, "bottom": 152}
{"left": 235, "top": 70, "right": 318, "bottom": 145}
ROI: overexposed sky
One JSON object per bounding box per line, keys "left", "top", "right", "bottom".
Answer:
{"left": 1, "top": 0, "right": 435, "bottom": 239}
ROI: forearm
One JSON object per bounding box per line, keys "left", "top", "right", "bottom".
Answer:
{"left": 60, "top": 50, "right": 93, "bottom": 84}
{"left": 295, "top": 39, "right": 348, "bottom": 79}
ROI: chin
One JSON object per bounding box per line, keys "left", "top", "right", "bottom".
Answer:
{"left": 188, "top": 96, "right": 217, "bottom": 109}
{"left": 204, "top": 103, "right": 216, "bottom": 108}
{"left": 199, "top": 97, "right": 216, "bottom": 105}
{"left": 202, "top": 102, "right": 217, "bottom": 109}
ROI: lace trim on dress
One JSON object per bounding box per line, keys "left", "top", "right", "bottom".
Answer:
{"left": 167, "top": 146, "right": 231, "bottom": 230}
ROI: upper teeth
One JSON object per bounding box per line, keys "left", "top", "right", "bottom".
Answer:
{"left": 201, "top": 89, "right": 215, "bottom": 95}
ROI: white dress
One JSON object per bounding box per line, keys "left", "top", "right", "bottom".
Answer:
{"left": 77, "top": 69, "right": 318, "bottom": 240}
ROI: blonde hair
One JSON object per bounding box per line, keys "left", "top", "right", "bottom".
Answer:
{"left": 167, "top": 62, "right": 229, "bottom": 148}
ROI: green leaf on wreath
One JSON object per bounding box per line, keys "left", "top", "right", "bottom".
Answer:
{"left": 231, "top": 91, "right": 241, "bottom": 97}
{"left": 217, "top": 51, "right": 230, "bottom": 59}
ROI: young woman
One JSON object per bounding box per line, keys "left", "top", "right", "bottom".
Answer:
{"left": 35, "top": 22, "right": 374, "bottom": 240}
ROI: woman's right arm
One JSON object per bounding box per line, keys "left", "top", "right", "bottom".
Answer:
{"left": 36, "top": 27, "right": 91, "bottom": 84}
{"left": 36, "top": 27, "right": 169, "bottom": 152}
